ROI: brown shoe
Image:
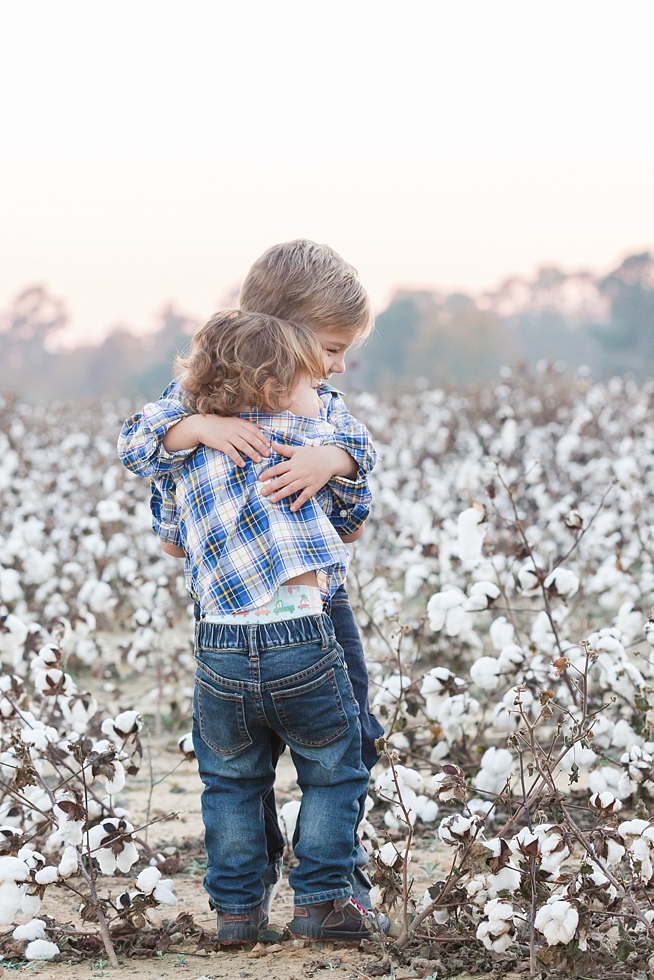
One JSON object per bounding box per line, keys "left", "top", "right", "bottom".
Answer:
{"left": 216, "top": 904, "right": 268, "bottom": 944}
{"left": 290, "top": 896, "right": 388, "bottom": 941}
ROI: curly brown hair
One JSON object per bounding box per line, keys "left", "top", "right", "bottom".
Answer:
{"left": 175, "top": 310, "right": 326, "bottom": 416}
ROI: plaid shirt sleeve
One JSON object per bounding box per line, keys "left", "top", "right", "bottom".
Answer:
{"left": 117, "top": 379, "right": 195, "bottom": 478}
{"left": 150, "top": 474, "right": 182, "bottom": 546}
{"left": 318, "top": 386, "right": 377, "bottom": 520}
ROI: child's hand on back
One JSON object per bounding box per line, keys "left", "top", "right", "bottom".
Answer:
{"left": 259, "top": 443, "right": 358, "bottom": 511}
{"left": 164, "top": 416, "right": 271, "bottom": 467}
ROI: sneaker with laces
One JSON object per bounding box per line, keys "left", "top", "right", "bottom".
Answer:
{"left": 289, "top": 896, "right": 390, "bottom": 941}
{"left": 216, "top": 903, "right": 268, "bottom": 944}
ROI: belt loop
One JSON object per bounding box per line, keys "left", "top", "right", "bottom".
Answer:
{"left": 247, "top": 624, "right": 258, "bottom": 660}
{"left": 316, "top": 614, "right": 329, "bottom": 651}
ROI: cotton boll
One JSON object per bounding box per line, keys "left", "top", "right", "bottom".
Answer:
{"left": 611, "top": 719, "right": 643, "bottom": 752}
{"left": 588, "top": 766, "right": 622, "bottom": 796}
{"left": 544, "top": 567, "right": 580, "bottom": 598}
{"left": 489, "top": 617, "right": 516, "bottom": 650}
{"left": 57, "top": 846, "right": 78, "bottom": 878}
{"left": 99, "top": 759, "right": 126, "bottom": 795}
{"left": 589, "top": 792, "right": 622, "bottom": 815}
{"left": 387, "top": 732, "right": 410, "bottom": 750}
{"left": 0, "top": 855, "right": 30, "bottom": 883}
{"left": 378, "top": 842, "right": 401, "bottom": 867}
{"left": 487, "top": 864, "right": 521, "bottom": 895}
{"left": 136, "top": 866, "right": 161, "bottom": 894}
{"left": 476, "top": 898, "right": 515, "bottom": 953}
{"left": 417, "top": 798, "right": 439, "bottom": 823}
{"left": 465, "top": 580, "right": 500, "bottom": 611}
{"left": 34, "top": 866, "right": 59, "bottom": 885}
{"left": 427, "top": 587, "right": 467, "bottom": 633}
{"left": 20, "top": 892, "right": 43, "bottom": 916}
{"left": 474, "top": 747, "right": 515, "bottom": 796}
{"left": 279, "top": 800, "right": 301, "bottom": 845}
{"left": 25, "top": 939, "right": 60, "bottom": 960}
{"left": 469, "top": 656, "right": 500, "bottom": 691}
{"left": 0, "top": 879, "right": 25, "bottom": 923}
{"left": 13, "top": 918, "right": 47, "bottom": 941}
{"left": 438, "top": 813, "right": 481, "bottom": 844}
{"left": 422, "top": 888, "right": 448, "bottom": 924}
{"left": 534, "top": 899, "right": 578, "bottom": 946}
{"left": 437, "top": 693, "right": 480, "bottom": 744}
{"left": 178, "top": 732, "right": 195, "bottom": 760}
{"left": 517, "top": 561, "right": 540, "bottom": 595}
{"left": 457, "top": 505, "right": 487, "bottom": 562}
{"left": 497, "top": 644, "right": 526, "bottom": 672}
{"left": 115, "top": 841, "right": 139, "bottom": 874}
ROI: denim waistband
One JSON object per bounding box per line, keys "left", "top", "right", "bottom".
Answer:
{"left": 195, "top": 612, "right": 335, "bottom": 652}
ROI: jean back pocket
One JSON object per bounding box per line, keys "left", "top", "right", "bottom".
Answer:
{"left": 271, "top": 668, "right": 349, "bottom": 747}
{"left": 196, "top": 675, "right": 252, "bottom": 755}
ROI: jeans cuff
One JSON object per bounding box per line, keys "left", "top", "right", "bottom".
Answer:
{"left": 210, "top": 897, "right": 264, "bottom": 914}
{"left": 293, "top": 886, "right": 352, "bottom": 906}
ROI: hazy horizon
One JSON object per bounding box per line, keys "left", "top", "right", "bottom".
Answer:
{"left": 1, "top": 0, "right": 652, "bottom": 346}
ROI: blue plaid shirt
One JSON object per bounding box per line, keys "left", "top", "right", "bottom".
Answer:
{"left": 117, "top": 381, "right": 375, "bottom": 613}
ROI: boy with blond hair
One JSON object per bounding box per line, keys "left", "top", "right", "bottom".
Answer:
{"left": 118, "top": 240, "right": 384, "bottom": 916}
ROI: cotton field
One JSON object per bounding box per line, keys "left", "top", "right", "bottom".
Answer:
{"left": 3, "top": 367, "right": 654, "bottom": 972}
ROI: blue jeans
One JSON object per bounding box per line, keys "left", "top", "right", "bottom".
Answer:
{"left": 194, "top": 585, "right": 384, "bottom": 865}
{"left": 193, "top": 613, "right": 370, "bottom": 913}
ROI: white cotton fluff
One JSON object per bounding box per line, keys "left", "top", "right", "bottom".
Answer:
{"left": 378, "top": 841, "right": 411, "bottom": 868}
{"left": 422, "top": 888, "right": 448, "bottom": 924}
{"left": 0, "top": 879, "right": 25, "bottom": 924}
{"left": 465, "top": 580, "right": 500, "bottom": 611}
{"left": 427, "top": 588, "right": 471, "bottom": 636}
{"left": 279, "top": 800, "right": 301, "bottom": 846}
{"left": 534, "top": 899, "right": 578, "bottom": 946}
{"left": 439, "top": 813, "right": 480, "bottom": 844}
{"left": 544, "top": 567, "right": 580, "bottom": 598}
{"left": 58, "top": 845, "right": 79, "bottom": 878}
{"left": 25, "top": 938, "right": 60, "bottom": 960}
{"left": 457, "top": 506, "right": 487, "bottom": 562}
{"left": 34, "top": 866, "right": 59, "bottom": 885}
{"left": 0, "top": 855, "right": 30, "bottom": 883}
{"left": 378, "top": 841, "right": 401, "bottom": 867}
{"left": 489, "top": 617, "right": 515, "bottom": 650}
{"left": 178, "top": 732, "right": 195, "bottom": 757}
{"left": 13, "top": 918, "right": 47, "bottom": 941}
{"left": 87, "top": 821, "right": 139, "bottom": 875}
{"left": 112, "top": 709, "right": 141, "bottom": 735}
{"left": 476, "top": 898, "right": 515, "bottom": 953}
{"left": 469, "top": 656, "right": 501, "bottom": 691}
{"left": 21, "top": 891, "right": 43, "bottom": 918}
{"left": 136, "top": 867, "right": 177, "bottom": 906}
{"left": 474, "top": 746, "right": 515, "bottom": 796}
{"left": 517, "top": 560, "right": 540, "bottom": 594}
{"left": 99, "top": 759, "right": 126, "bottom": 795}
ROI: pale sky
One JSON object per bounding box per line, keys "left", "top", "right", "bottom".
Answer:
{"left": 1, "top": 0, "right": 653, "bottom": 345}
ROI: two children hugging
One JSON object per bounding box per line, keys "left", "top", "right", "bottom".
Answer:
{"left": 117, "top": 240, "right": 386, "bottom": 943}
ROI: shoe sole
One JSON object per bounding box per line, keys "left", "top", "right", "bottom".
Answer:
{"left": 218, "top": 916, "right": 269, "bottom": 945}
{"left": 290, "top": 921, "right": 369, "bottom": 942}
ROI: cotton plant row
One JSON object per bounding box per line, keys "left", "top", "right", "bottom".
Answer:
{"left": 0, "top": 396, "right": 190, "bottom": 645}
{"left": 0, "top": 614, "right": 193, "bottom": 964}
{"left": 335, "top": 373, "right": 654, "bottom": 967}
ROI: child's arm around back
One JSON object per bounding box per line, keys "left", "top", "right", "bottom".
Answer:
{"left": 118, "top": 379, "right": 270, "bottom": 477}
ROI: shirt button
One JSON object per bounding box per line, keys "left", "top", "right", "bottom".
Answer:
{"left": 340, "top": 509, "right": 348, "bottom": 517}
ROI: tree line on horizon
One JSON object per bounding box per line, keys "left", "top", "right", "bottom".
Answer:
{"left": 1, "top": 251, "right": 653, "bottom": 402}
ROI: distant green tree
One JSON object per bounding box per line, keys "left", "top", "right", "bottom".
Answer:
{"left": 593, "top": 253, "right": 654, "bottom": 377}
